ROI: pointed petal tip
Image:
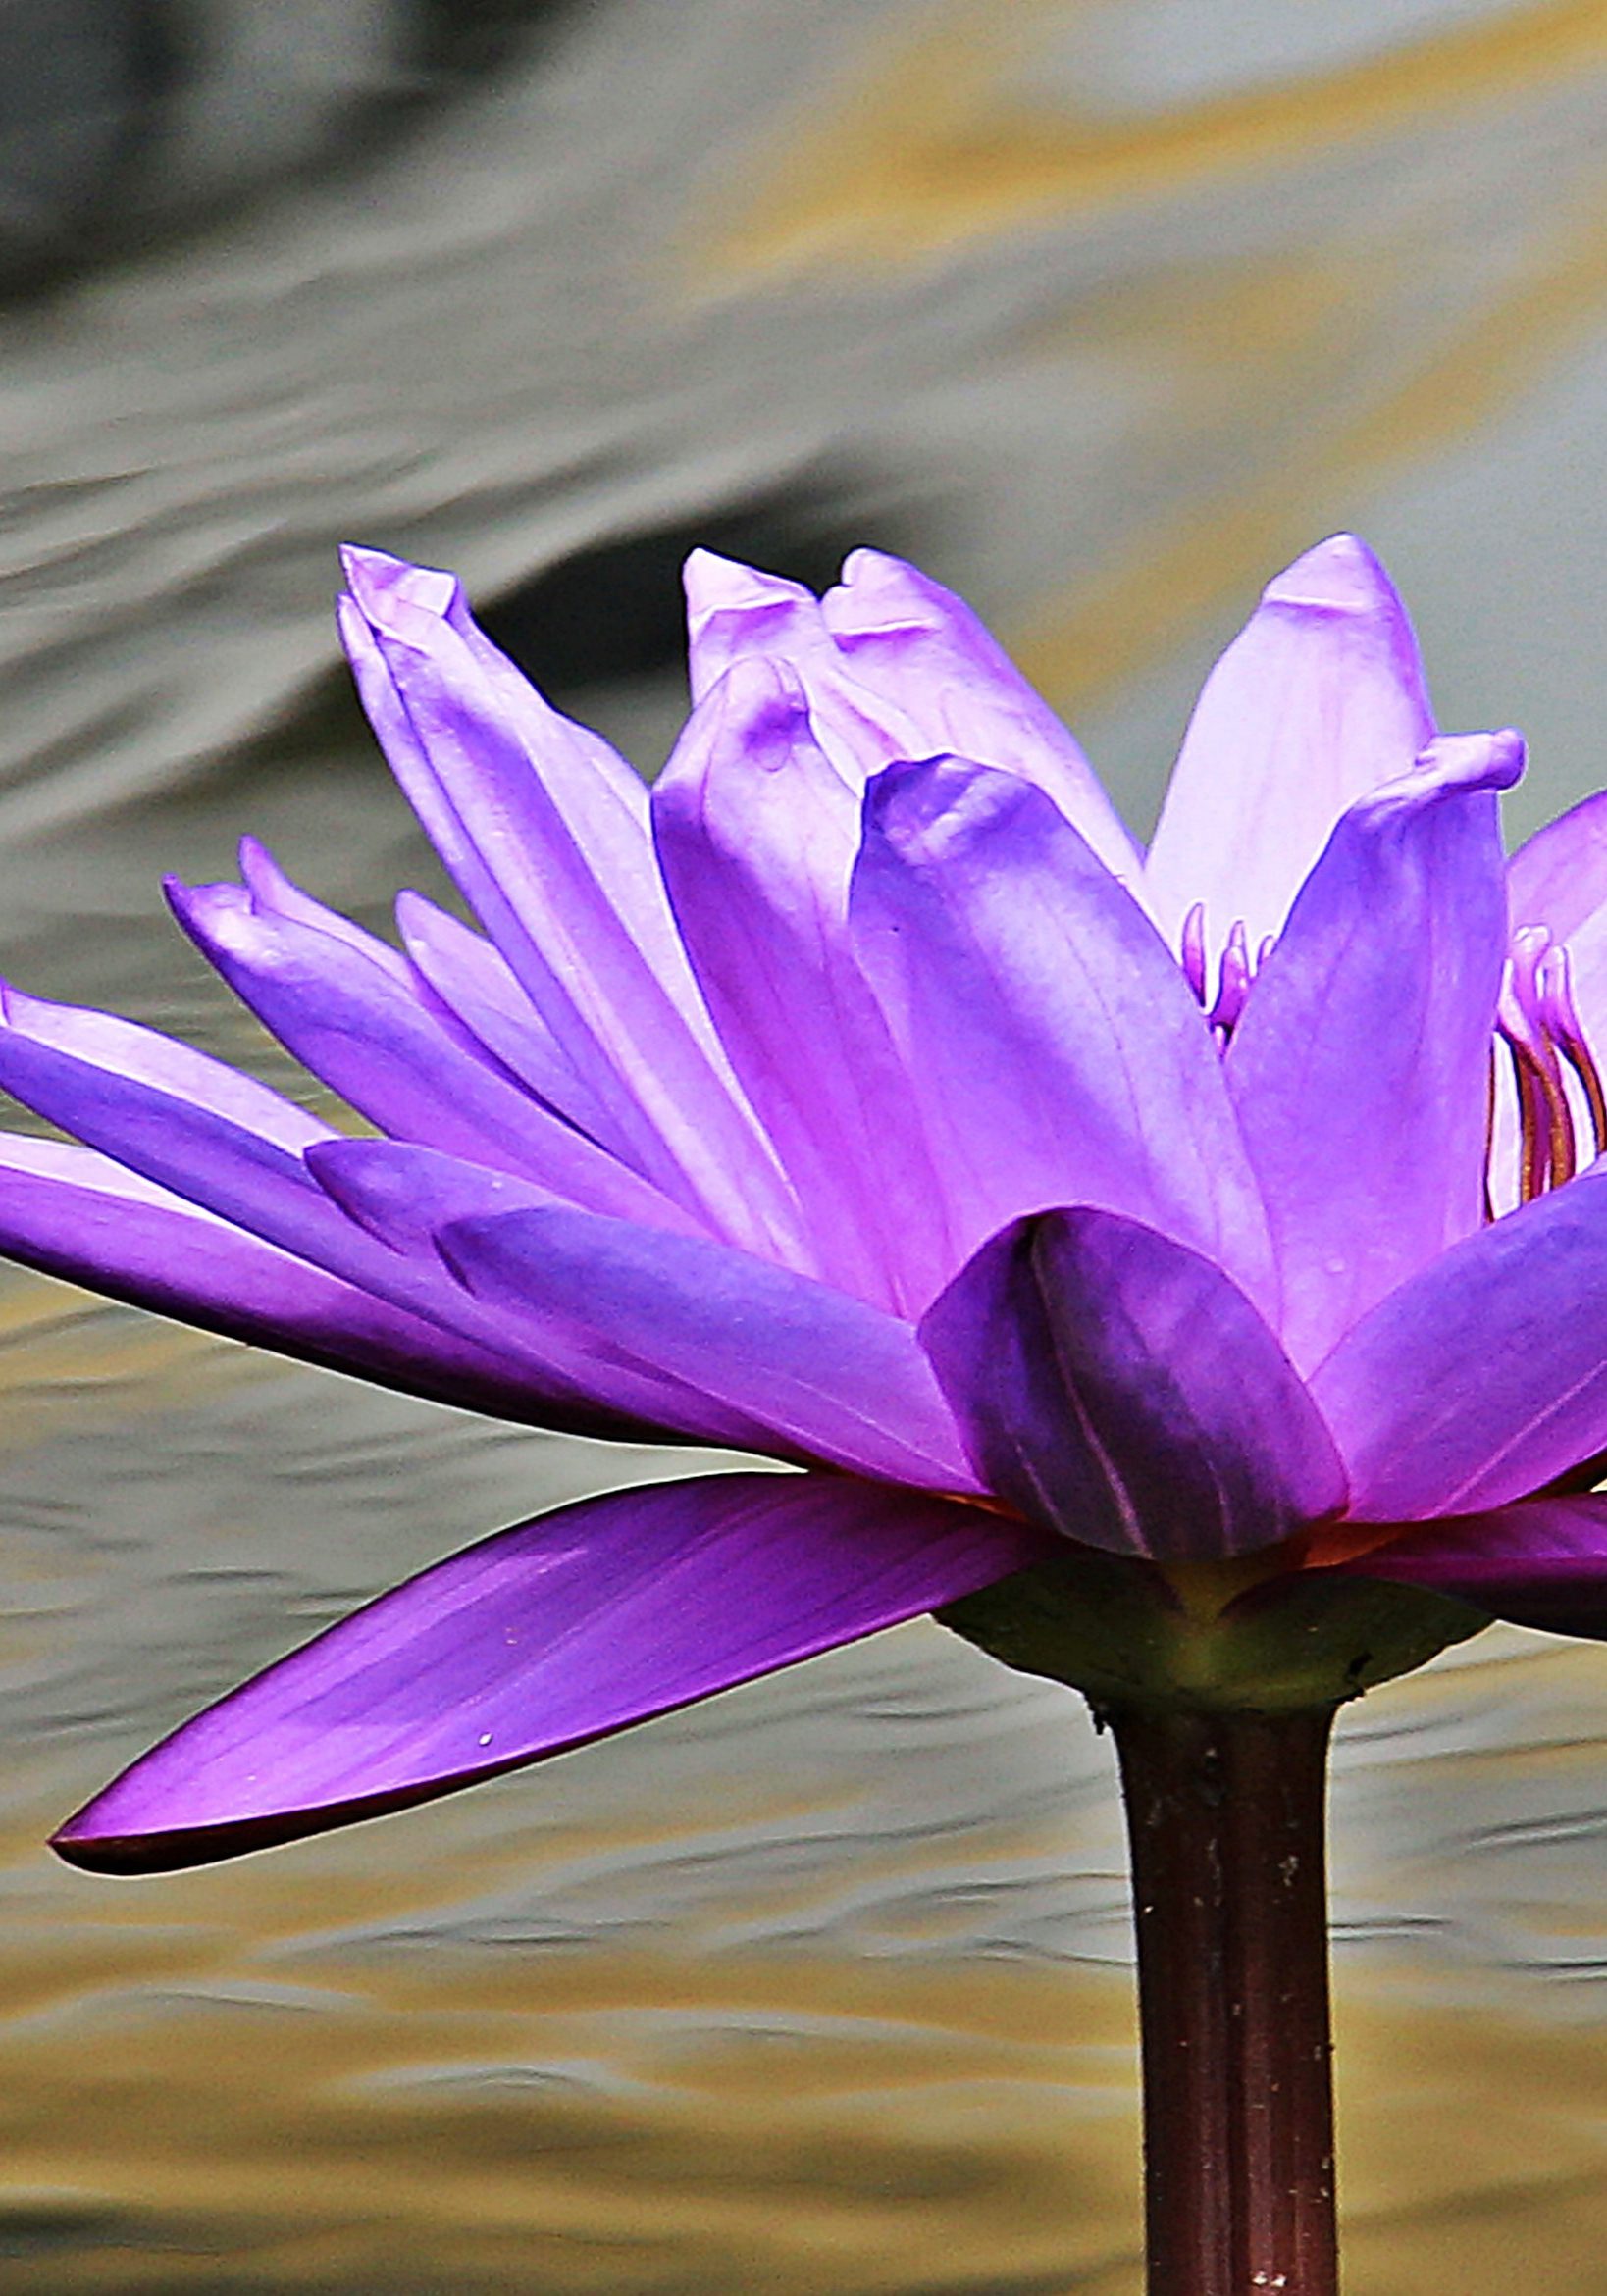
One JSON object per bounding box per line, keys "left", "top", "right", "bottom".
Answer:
{"left": 682, "top": 548, "right": 812, "bottom": 625}
{"left": 50, "top": 1812, "right": 231, "bottom": 1877}
{"left": 839, "top": 545, "right": 894, "bottom": 583}
{"left": 49, "top": 1790, "right": 433, "bottom": 1876}
{"left": 829, "top": 547, "right": 950, "bottom": 633}
{"left": 861, "top": 754, "right": 1018, "bottom": 860}
{"left": 1378, "top": 726, "right": 1526, "bottom": 807}
{"left": 709, "top": 648, "right": 809, "bottom": 717}
{"left": 837, "top": 545, "right": 916, "bottom": 595}
{"left": 675, "top": 654, "right": 812, "bottom": 769}
{"left": 235, "top": 836, "right": 303, "bottom": 908}
{"left": 338, "top": 546, "right": 461, "bottom": 636}
{"left": 163, "top": 873, "right": 247, "bottom": 942}
{"left": 1264, "top": 533, "right": 1398, "bottom": 617}
{"left": 337, "top": 541, "right": 407, "bottom": 598}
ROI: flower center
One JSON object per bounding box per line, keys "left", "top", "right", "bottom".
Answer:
{"left": 1176, "top": 908, "right": 1607, "bottom": 1213}
{"left": 1179, "top": 901, "right": 1274, "bottom": 1048}
{"left": 1495, "top": 926, "right": 1607, "bottom": 1206}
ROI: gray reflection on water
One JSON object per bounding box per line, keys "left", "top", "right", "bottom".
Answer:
{"left": 0, "top": 0, "right": 1602, "bottom": 836}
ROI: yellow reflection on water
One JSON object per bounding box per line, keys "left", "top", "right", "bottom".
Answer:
{"left": 1008, "top": 199, "right": 1607, "bottom": 720}
{"left": 689, "top": 0, "right": 1607, "bottom": 747}
{"left": 6, "top": 1918, "right": 1607, "bottom": 2293}
{"left": 701, "top": 0, "right": 1607, "bottom": 278}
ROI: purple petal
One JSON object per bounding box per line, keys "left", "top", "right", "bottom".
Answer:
{"left": 1309, "top": 1164, "right": 1607, "bottom": 1518}
{"left": 0, "top": 980, "right": 332, "bottom": 1153}
{"left": 1338, "top": 1495, "right": 1607, "bottom": 1639}
{"left": 306, "top": 1138, "right": 790, "bottom": 1450}
{"left": 52, "top": 1473, "right": 1054, "bottom": 1873}
{"left": 0, "top": 986, "right": 683, "bottom": 1426}
{"left": 1226, "top": 729, "right": 1524, "bottom": 1371}
{"left": 849, "top": 758, "right": 1274, "bottom": 1304}
{"left": 167, "top": 877, "right": 699, "bottom": 1234}
{"left": 684, "top": 553, "right": 844, "bottom": 709}
{"left": 236, "top": 837, "right": 416, "bottom": 990}
{"left": 1144, "top": 536, "right": 1435, "bottom": 958}
{"left": 1507, "top": 789, "right": 1607, "bottom": 947}
{"left": 338, "top": 551, "right": 804, "bottom": 1261}
{"left": 0, "top": 981, "right": 352, "bottom": 1261}
{"left": 0, "top": 1134, "right": 648, "bottom": 1437}
{"left": 239, "top": 841, "right": 611, "bottom": 1134}
{"left": 684, "top": 548, "right": 1142, "bottom": 879}
{"left": 823, "top": 550, "right": 1142, "bottom": 878}
{"left": 394, "top": 891, "right": 628, "bottom": 1153}
{"left": 652, "top": 658, "right": 951, "bottom": 1312}
{"left": 439, "top": 1203, "right": 979, "bottom": 1489}
{"left": 919, "top": 1207, "right": 1345, "bottom": 1558}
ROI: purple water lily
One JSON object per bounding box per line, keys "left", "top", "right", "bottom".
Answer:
{"left": 11, "top": 534, "right": 1607, "bottom": 1874}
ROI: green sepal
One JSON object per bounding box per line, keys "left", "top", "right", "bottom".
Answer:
{"left": 938, "top": 1545, "right": 1488, "bottom": 1714}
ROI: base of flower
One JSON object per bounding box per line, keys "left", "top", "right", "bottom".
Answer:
{"left": 939, "top": 1547, "right": 1489, "bottom": 2295}
{"left": 937, "top": 1541, "right": 1485, "bottom": 1711}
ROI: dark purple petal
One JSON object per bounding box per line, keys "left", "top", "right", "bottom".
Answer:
{"left": 0, "top": 987, "right": 694, "bottom": 1431}
{"left": 52, "top": 1473, "right": 1054, "bottom": 1873}
{"left": 439, "top": 1203, "right": 979, "bottom": 1489}
{"left": 338, "top": 553, "right": 805, "bottom": 1262}
{"left": 167, "top": 877, "right": 699, "bottom": 1234}
{"left": 919, "top": 1207, "right": 1345, "bottom": 1558}
{"left": 849, "top": 758, "right": 1274, "bottom": 1303}
{"left": 1338, "top": 1496, "right": 1607, "bottom": 1639}
{"left": 1144, "top": 536, "right": 1434, "bottom": 957}
{"left": 684, "top": 548, "right": 1142, "bottom": 880}
{"left": 1310, "top": 1164, "right": 1607, "bottom": 1517}
{"left": 306, "top": 1138, "right": 786, "bottom": 1450}
{"left": 652, "top": 658, "right": 951, "bottom": 1313}
{"left": 0, "top": 1135, "right": 650, "bottom": 1437}
{"left": 1227, "top": 729, "right": 1524, "bottom": 1371}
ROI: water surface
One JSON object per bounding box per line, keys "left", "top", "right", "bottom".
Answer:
{"left": 3, "top": 3, "right": 1607, "bottom": 2286}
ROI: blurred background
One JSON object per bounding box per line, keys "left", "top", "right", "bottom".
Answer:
{"left": 1, "top": 2, "right": 1606, "bottom": 2288}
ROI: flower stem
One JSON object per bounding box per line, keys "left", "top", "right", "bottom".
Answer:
{"left": 1107, "top": 1701, "right": 1339, "bottom": 2296}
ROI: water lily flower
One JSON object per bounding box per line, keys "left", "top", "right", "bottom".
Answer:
{"left": 10, "top": 533, "right": 1607, "bottom": 1875}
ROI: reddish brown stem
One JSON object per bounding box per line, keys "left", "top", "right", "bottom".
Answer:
{"left": 1109, "top": 1702, "right": 1339, "bottom": 2296}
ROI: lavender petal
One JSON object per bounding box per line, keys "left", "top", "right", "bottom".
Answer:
{"left": 1144, "top": 536, "right": 1434, "bottom": 956}
{"left": 849, "top": 757, "right": 1275, "bottom": 1305}
{"left": 0, "top": 1135, "right": 649, "bottom": 1436}
{"left": 338, "top": 551, "right": 805, "bottom": 1261}
{"left": 1227, "top": 728, "right": 1524, "bottom": 1371}
{"left": 167, "top": 876, "right": 699, "bottom": 1232}
{"left": 652, "top": 657, "right": 951, "bottom": 1313}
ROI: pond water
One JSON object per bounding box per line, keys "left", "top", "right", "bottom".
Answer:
{"left": 2, "top": 3, "right": 1607, "bottom": 2288}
